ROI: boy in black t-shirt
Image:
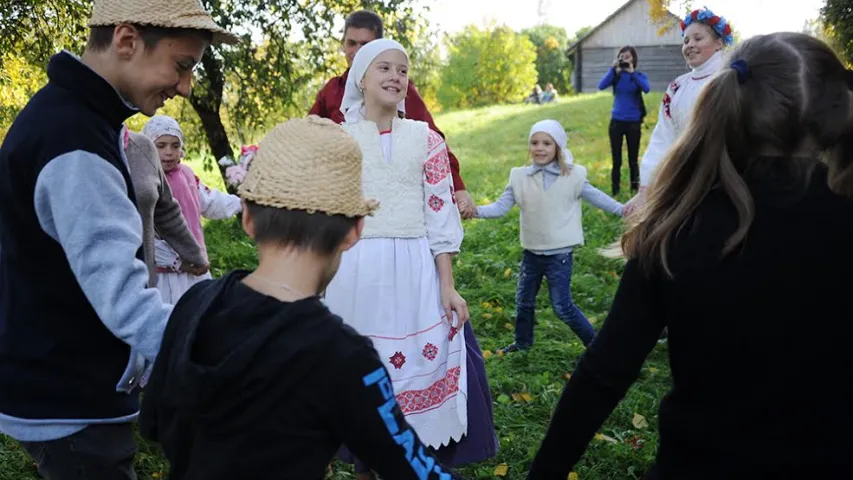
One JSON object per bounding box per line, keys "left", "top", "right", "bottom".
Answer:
{"left": 139, "top": 116, "right": 462, "bottom": 480}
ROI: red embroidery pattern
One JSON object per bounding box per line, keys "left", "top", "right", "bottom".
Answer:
{"left": 424, "top": 149, "right": 451, "bottom": 185}
{"left": 389, "top": 352, "right": 407, "bottom": 369}
{"left": 395, "top": 367, "right": 462, "bottom": 414}
{"left": 662, "top": 93, "right": 673, "bottom": 119}
{"left": 663, "top": 80, "right": 680, "bottom": 120}
{"left": 448, "top": 326, "right": 458, "bottom": 341}
{"left": 427, "top": 130, "right": 443, "bottom": 152}
{"left": 428, "top": 194, "right": 444, "bottom": 212}
{"left": 422, "top": 343, "right": 438, "bottom": 361}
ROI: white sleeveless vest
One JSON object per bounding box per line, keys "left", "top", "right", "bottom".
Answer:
{"left": 509, "top": 165, "right": 587, "bottom": 250}
{"left": 343, "top": 118, "right": 429, "bottom": 238}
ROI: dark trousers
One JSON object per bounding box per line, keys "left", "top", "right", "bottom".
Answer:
{"left": 514, "top": 251, "right": 596, "bottom": 348}
{"left": 608, "top": 119, "right": 642, "bottom": 195}
{"left": 18, "top": 423, "right": 137, "bottom": 480}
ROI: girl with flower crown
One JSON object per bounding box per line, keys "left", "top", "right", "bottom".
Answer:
{"left": 141, "top": 115, "right": 243, "bottom": 304}
{"left": 626, "top": 7, "right": 734, "bottom": 214}
{"left": 322, "top": 38, "right": 497, "bottom": 479}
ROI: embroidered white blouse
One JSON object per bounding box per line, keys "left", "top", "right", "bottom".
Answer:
{"left": 639, "top": 50, "right": 725, "bottom": 187}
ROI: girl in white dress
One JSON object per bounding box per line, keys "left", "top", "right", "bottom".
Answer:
{"left": 628, "top": 7, "right": 734, "bottom": 213}
{"left": 324, "top": 38, "right": 496, "bottom": 479}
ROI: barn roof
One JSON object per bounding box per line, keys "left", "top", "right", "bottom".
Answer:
{"left": 566, "top": 0, "right": 683, "bottom": 55}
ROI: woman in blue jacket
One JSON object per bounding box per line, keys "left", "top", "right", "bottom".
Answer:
{"left": 598, "top": 46, "right": 650, "bottom": 196}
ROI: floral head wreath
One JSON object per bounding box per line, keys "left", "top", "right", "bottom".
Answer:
{"left": 681, "top": 8, "right": 734, "bottom": 46}
{"left": 218, "top": 145, "right": 258, "bottom": 188}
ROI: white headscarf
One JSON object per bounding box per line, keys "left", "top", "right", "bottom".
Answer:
{"left": 529, "top": 119, "right": 573, "bottom": 165}
{"left": 142, "top": 115, "right": 184, "bottom": 147}
{"left": 340, "top": 38, "right": 408, "bottom": 124}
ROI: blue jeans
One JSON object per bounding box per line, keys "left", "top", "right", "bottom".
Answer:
{"left": 514, "top": 250, "right": 596, "bottom": 348}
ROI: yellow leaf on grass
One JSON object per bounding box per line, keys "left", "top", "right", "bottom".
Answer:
{"left": 648, "top": 367, "right": 658, "bottom": 373}
{"left": 520, "top": 392, "right": 533, "bottom": 402}
{"left": 482, "top": 350, "right": 493, "bottom": 359}
{"left": 504, "top": 268, "right": 512, "bottom": 278}
{"left": 152, "top": 474, "right": 161, "bottom": 479}
{"left": 504, "top": 322, "right": 514, "bottom": 330}
{"left": 495, "top": 307, "right": 503, "bottom": 313}
{"left": 563, "top": 372, "right": 572, "bottom": 381}
{"left": 494, "top": 463, "right": 509, "bottom": 476}
{"left": 481, "top": 301, "right": 491, "bottom": 309}
{"left": 594, "top": 433, "right": 618, "bottom": 444}
{"left": 568, "top": 472, "right": 579, "bottom": 480}
{"left": 632, "top": 413, "right": 649, "bottom": 429}
{"left": 496, "top": 349, "right": 505, "bottom": 357}
{"left": 482, "top": 313, "right": 493, "bottom": 319}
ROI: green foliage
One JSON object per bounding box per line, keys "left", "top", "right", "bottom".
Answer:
{"left": 0, "top": 54, "right": 46, "bottom": 139}
{"left": 521, "top": 25, "right": 572, "bottom": 95}
{"left": 0, "top": 0, "right": 423, "bottom": 186}
{"left": 438, "top": 24, "right": 538, "bottom": 110}
{"left": 1, "top": 92, "right": 672, "bottom": 480}
{"left": 821, "top": 0, "right": 853, "bottom": 64}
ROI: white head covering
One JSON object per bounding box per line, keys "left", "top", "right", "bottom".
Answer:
{"left": 529, "top": 119, "right": 573, "bottom": 165}
{"left": 340, "top": 38, "right": 409, "bottom": 124}
{"left": 142, "top": 115, "right": 184, "bottom": 147}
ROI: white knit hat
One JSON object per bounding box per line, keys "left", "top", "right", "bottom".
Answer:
{"left": 142, "top": 115, "right": 184, "bottom": 148}
{"left": 88, "top": 0, "right": 239, "bottom": 45}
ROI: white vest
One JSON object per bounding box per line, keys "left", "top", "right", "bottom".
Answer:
{"left": 343, "top": 118, "right": 429, "bottom": 238}
{"left": 509, "top": 165, "right": 587, "bottom": 251}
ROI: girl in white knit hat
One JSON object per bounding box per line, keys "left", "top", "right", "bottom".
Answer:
{"left": 323, "top": 38, "right": 497, "bottom": 479}
{"left": 142, "top": 115, "right": 243, "bottom": 304}
{"left": 473, "top": 119, "right": 624, "bottom": 354}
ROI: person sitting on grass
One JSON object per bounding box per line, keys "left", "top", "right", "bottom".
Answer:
{"left": 139, "top": 116, "right": 463, "bottom": 480}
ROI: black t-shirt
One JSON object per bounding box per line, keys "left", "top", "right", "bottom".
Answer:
{"left": 140, "top": 270, "right": 461, "bottom": 480}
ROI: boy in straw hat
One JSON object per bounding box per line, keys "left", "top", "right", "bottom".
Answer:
{"left": 139, "top": 116, "right": 462, "bottom": 480}
{"left": 0, "top": 0, "right": 236, "bottom": 476}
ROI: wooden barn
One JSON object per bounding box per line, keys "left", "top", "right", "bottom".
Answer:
{"left": 567, "top": 0, "right": 688, "bottom": 93}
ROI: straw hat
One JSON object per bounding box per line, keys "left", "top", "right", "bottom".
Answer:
{"left": 238, "top": 116, "right": 379, "bottom": 218}
{"left": 88, "top": 0, "right": 239, "bottom": 45}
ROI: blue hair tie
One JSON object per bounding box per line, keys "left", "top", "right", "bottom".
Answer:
{"left": 730, "top": 59, "right": 749, "bottom": 84}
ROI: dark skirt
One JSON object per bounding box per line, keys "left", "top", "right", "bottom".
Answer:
{"left": 338, "top": 321, "right": 498, "bottom": 473}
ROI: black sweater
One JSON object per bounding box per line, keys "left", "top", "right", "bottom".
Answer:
{"left": 140, "top": 271, "right": 462, "bottom": 480}
{"left": 528, "top": 163, "right": 853, "bottom": 480}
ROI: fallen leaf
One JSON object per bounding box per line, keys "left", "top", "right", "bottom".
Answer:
{"left": 481, "top": 301, "right": 491, "bottom": 309}
{"left": 610, "top": 271, "right": 618, "bottom": 279}
{"left": 648, "top": 367, "right": 658, "bottom": 373}
{"left": 494, "top": 307, "right": 503, "bottom": 313}
{"left": 481, "top": 313, "right": 493, "bottom": 319}
{"left": 504, "top": 268, "right": 512, "bottom": 278}
{"left": 589, "top": 316, "right": 598, "bottom": 325}
{"left": 152, "top": 474, "right": 161, "bottom": 479}
{"left": 632, "top": 413, "right": 649, "bottom": 429}
{"left": 563, "top": 372, "right": 572, "bottom": 381}
{"left": 520, "top": 392, "right": 533, "bottom": 402}
{"left": 594, "top": 433, "right": 618, "bottom": 444}
{"left": 494, "top": 463, "right": 509, "bottom": 476}
{"left": 511, "top": 393, "right": 523, "bottom": 402}
{"left": 482, "top": 350, "right": 493, "bottom": 359}
{"left": 496, "top": 349, "right": 505, "bottom": 357}
{"left": 568, "top": 473, "right": 579, "bottom": 480}
{"left": 504, "top": 322, "right": 514, "bottom": 330}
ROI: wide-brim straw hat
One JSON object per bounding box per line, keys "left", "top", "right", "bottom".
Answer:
{"left": 238, "top": 116, "right": 379, "bottom": 218}
{"left": 88, "top": 0, "right": 239, "bottom": 46}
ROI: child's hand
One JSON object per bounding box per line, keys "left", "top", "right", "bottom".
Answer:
{"left": 440, "top": 285, "right": 470, "bottom": 328}
{"left": 454, "top": 190, "right": 475, "bottom": 218}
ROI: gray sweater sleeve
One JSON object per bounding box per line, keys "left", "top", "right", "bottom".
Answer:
{"left": 34, "top": 151, "right": 172, "bottom": 362}
{"left": 141, "top": 142, "right": 207, "bottom": 267}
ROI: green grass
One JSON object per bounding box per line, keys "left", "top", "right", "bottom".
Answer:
{"left": 0, "top": 92, "right": 671, "bottom": 479}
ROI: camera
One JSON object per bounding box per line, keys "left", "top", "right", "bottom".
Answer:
{"left": 619, "top": 61, "right": 631, "bottom": 69}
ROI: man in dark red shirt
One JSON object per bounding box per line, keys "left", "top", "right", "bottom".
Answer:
{"left": 309, "top": 10, "right": 475, "bottom": 217}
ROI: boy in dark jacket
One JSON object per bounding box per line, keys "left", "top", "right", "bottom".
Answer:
{"left": 140, "top": 116, "right": 462, "bottom": 480}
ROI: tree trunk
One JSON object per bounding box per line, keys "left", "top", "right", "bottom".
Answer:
{"left": 189, "top": 49, "right": 237, "bottom": 194}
